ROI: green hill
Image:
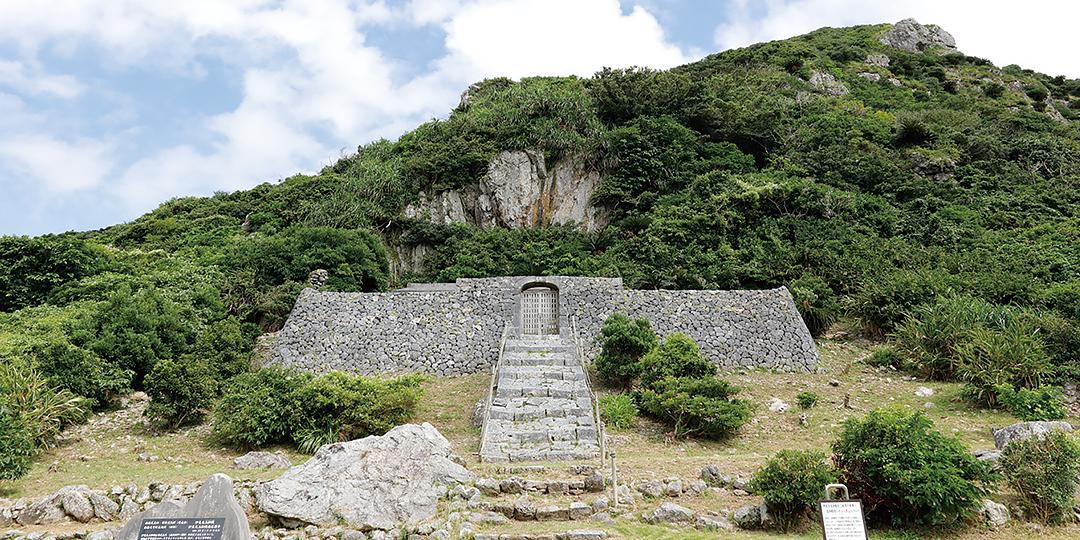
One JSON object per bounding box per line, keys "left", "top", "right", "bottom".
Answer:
{"left": 1, "top": 20, "right": 1078, "bottom": 449}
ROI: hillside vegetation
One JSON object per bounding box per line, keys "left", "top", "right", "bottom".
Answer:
{"left": 1, "top": 22, "right": 1078, "bottom": 479}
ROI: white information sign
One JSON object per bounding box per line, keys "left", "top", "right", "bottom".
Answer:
{"left": 819, "top": 500, "right": 868, "bottom": 540}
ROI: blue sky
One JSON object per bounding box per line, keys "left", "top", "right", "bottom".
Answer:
{"left": 1, "top": 0, "right": 1076, "bottom": 236}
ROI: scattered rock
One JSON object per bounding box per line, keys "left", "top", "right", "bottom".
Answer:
{"left": 887, "top": 78, "right": 902, "bottom": 87}
{"left": 232, "top": 451, "right": 292, "bottom": 470}
{"left": 61, "top": 491, "right": 95, "bottom": 523}
{"left": 635, "top": 480, "right": 663, "bottom": 499}
{"left": 700, "top": 465, "right": 729, "bottom": 487}
{"left": 865, "top": 54, "right": 890, "bottom": 67}
{"left": 590, "top": 497, "right": 609, "bottom": 513}
{"left": 89, "top": 492, "right": 120, "bottom": 521}
{"left": 560, "top": 530, "right": 607, "bottom": 540}
{"left": 663, "top": 479, "right": 682, "bottom": 497}
{"left": 467, "top": 511, "right": 509, "bottom": 525}
{"left": 513, "top": 496, "right": 536, "bottom": 521}
{"left": 643, "top": 502, "right": 694, "bottom": 524}
{"left": 879, "top": 18, "right": 957, "bottom": 53}
{"left": 858, "top": 72, "right": 882, "bottom": 81}
{"left": 476, "top": 478, "right": 501, "bottom": 496}
{"left": 733, "top": 503, "right": 771, "bottom": 530}
{"left": 915, "top": 386, "right": 935, "bottom": 397}
{"left": 568, "top": 502, "right": 591, "bottom": 520}
{"left": 978, "top": 499, "right": 1010, "bottom": 528}
{"left": 992, "top": 421, "right": 1073, "bottom": 450}
{"left": 809, "top": 71, "right": 849, "bottom": 97}
{"left": 136, "top": 453, "right": 159, "bottom": 463}
{"left": 255, "top": 423, "right": 474, "bottom": 531}
{"left": 685, "top": 479, "right": 707, "bottom": 496}
{"left": 536, "top": 505, "right": 568, "bottom": 521}
{"left": 590, "top": 511, "right": 615, "bottom": 525}
{"left": 471, "top": 400, "right": 485, "bottom": 428}
{"left": 828, "top": 379, "right": 840, "bottom": 387}
{"left": 768, "top": 398, "right": 790, "bottom": 413}
{"left": 695, "top": 513, "right": 734, "bottom": 531}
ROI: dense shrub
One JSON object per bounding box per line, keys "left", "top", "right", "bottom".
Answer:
{"left": 213, "top": 367, "right": 310, "bottom": 447}
{"left": 865, "top": 347, "right": 902, "bottom": 369}
{"left": 750, "top": 450, "right": 838, "bottom": 531}
{"left": 955, "top": 325, "right": 1051, "bottom": 406}
{"left": 1000, "top": 431, "right": 1080, "bottom": 523}
{"left": 995, "top": 384, "right": 1067, "bottom": 421}
{"left": 796, "top": 391, "right": 818, "bottom": 409}
{"left": 212, "top": 367, "right": 424, "bottom": 452}
{"left": 832, "top": 408, "right": 996, "bottom": 527}
{"left": 637, "top": 376, "right": 751, "bottom": 439}
{"left": 0, "top": 395, "right": 35, "bottom": 480}
{"left": 30, "top": 339, "right": 132, "bottom": 406}
{"left": 788, "top": 274, "right": 840, "bottom": 336}
{"left": 287, "top": 372, "right": 425, "bottom": 453}
{"left": 853, "top": 269, "right": 958, "bottom": 334}
{"left": 145, "top": 357, "right": 218, "bottom": 428}
{"left": 594, "top": 314, "right": 657, "bottom": 389}
{"left": 638, "top": 333, "right": 716, "bottom": 389}
{"left": 0, "top": 235, "right": 104, "bottom": 312}
{"left": 598, "top": 393, "right": 637, "bottom": 430}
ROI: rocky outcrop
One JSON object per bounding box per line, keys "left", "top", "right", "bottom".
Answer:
{"left": 979, "top": 499, "right": 1010, "bottom": 528}
{"left": 115, "top": 474, "right": 250, "bottom": 540}
{"left": 809, "top": 71, "right": 849, "bottom": 96}
{"left": 992, "top": 421, "right": 1073, "bottom": 449}
{"left": 404, "top": 150, "right": 609, "bottom": 232}
{"left": 880, "top": 19, "right": 957, "bottom": 53}
{"left": 255, "top": 423, "right": 474, "bottom": 531}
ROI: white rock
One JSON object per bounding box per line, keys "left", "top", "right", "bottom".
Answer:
{"left": 915, "top": 386, "right": 935, "bottom": 397}
{"left": 768, "top": 398, "right": 789, "bottom": 413}
{"left": 255, "top": 423, "right": 474, "bottom": 531}
{"left": 979, "top": 499, "right": 1010, "bottom": 528}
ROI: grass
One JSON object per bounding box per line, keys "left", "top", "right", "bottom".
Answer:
{"left": 3, "top": 335, "right": 1078, "bottom": 539}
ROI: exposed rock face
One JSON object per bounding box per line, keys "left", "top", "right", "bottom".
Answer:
{"left": 865, "top": 53, "right": 891, "bottom": 67}
{"left": 233, "top": 451, "right": 292, "bottom": 470}
{"left": 809, "top": 71, "right": 849, "bottom": 96}
{"left": 992, "top": 421, "right": 1073, "bottom": 449}
{"left": 115, "top": 474, "right": 250, "bottom": 540}
{"left": 880, "top": 19, "right": 957, "bottom": 53}
{"left": 404, "top": 150, "right": 609, "bottom": 232}
{"left": 255, "top": 423, "right": 474, "bottom": 531}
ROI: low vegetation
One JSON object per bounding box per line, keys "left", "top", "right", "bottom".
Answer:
{"left": 1000, "top": 431, "right": 1080, "bottom": 523}
{"left": 749, "top": 449, "right": 837, "bottom": 531}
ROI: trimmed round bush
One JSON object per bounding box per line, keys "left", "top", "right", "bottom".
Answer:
{"left": 638, "top": 333, "right": 715, "bottom": 389}
{"left": 594, "top": 313, "right": 657, "bottom": 389}
{"left": 832, "top": 408, "right": 996, "bottom": 527}
{"left": 999, "top": 431, "right": 1080, "bottom": 523}
{"left": 796, "top": 391, "right": 818, "bottom": 410}
{"left": 750, "top": 449, "right": 838, "bottom": 531}
{"left": 637, "top": 376, "right": 750, "bottom": 439}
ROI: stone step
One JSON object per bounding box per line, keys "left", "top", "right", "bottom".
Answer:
{"left": 497, "top": 365, "right": 584, "bottom": 382}
{"left": 488, "top": 397, "right": 593, "bottom": 421}
{"left": 485, "top": 420, "right": 598, "bottom": 445}
{"left": 481, "top": 444, "right": 601, "bottom": 463}
{"left": 473, "top": 527, "right": 607, "bottom": 540}
{"left": 495, "top": 379, "right": 590, "bottom": 399}
{"left": 501, "top": 354, "right": 580, "bottom": 367}
{"left": 503, "top": 343, "right": 577, "bottom": 355}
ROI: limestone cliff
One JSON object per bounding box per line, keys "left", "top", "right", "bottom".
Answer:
{"left": 403, "top": 149, "right": 610, "bottom": 231}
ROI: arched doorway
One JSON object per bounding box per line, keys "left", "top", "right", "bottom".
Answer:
{"left": 520, "top": 283, "right": 559, "bottom": 335}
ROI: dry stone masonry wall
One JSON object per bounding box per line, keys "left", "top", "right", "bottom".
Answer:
{"left": 269, "top": 276, "right": 819, "bottom": 376}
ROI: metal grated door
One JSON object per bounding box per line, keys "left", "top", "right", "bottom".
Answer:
{"left": 522, "top": 288, "right": 559, "bottom": 335}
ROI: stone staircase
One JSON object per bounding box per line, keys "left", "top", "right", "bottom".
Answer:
{"left": 480, "top": 335, "right": 601, "bottom": 463}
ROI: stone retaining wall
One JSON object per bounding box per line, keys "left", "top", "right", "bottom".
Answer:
{"left": 269, "top": 277, "right": 819, "bottom": 376}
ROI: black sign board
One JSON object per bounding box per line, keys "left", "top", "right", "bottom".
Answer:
{"left": 137, "top": 518, "right": 226, "bottom": 540}
{"left": 819, "top": 499, "right": 868, "bottom": 540}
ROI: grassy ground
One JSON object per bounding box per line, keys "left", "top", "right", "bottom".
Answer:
{"left": 3, "top": 335, "right": 1078, "bottom": 539}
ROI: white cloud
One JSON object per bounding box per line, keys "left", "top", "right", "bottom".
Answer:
{"left": 0, "top": 60, "right": 83, "bottom": 98}
{"left": 0, "top": 134, "right": 113, "bottom": 192}
{"left": 714, "top": 0, "right": 1080, "bottom": 77}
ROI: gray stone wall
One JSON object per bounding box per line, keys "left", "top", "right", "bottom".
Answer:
{"left": 269, "top": 277, "right": 819, "bottom": 375}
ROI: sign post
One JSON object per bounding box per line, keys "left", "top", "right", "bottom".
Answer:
{"left": 819, "top": 483, "right": 868, "bottom": 540}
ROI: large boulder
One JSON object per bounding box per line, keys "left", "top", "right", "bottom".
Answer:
{"left": 879, "top": 19, "right": 957, "bottom": 53}
{"left": 992, "top": 421, "right": 1073, "bottom": 450}
{"left": 255, "top": 423, "right": 475, "bottom": 531}
{"left": 643, "top": 502, "right": 694, "bottom": 524}
{"left": 115, "top": 474, "right": 250, "bottom": 540}
{"left": 17, "top": 485, "right": 90, "bottom": 525}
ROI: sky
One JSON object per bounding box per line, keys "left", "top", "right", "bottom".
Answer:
{"left": 1, "top": 0, "right": 1077, "bottom": 236}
